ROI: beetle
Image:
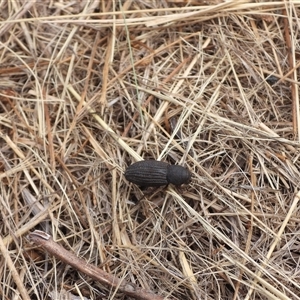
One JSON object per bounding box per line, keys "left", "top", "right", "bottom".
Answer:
{"left": 265, "top": 75, "right": 278, "bottom": 85}
{"left": 124, "top": 160, "right": 191, "bottom": 187}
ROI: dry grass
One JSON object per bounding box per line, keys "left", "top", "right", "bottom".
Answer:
{"left": 0, "top": 0, "right": 300, "bottom": 299}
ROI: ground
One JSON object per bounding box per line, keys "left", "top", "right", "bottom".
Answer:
{"left": 0, "top": 1, "right": 300, "bottom": 300}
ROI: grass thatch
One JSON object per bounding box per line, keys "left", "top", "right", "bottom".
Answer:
{"left": 1, "top": 1, "right": 300, "bottom": 299}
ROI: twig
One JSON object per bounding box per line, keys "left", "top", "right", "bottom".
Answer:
{"left": 28, "top": 230, "right": 167, "bottom": 300}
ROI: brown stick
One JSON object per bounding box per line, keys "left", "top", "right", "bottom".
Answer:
{"left": 28, "top": 230, "right": 166, "bottom": 300}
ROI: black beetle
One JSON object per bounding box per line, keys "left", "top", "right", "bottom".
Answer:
{"left": 124, "top": 160, "right": 191, "bottom": 187}
{"left": 265, "top": 75, "right": 279, "bottom": 85}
